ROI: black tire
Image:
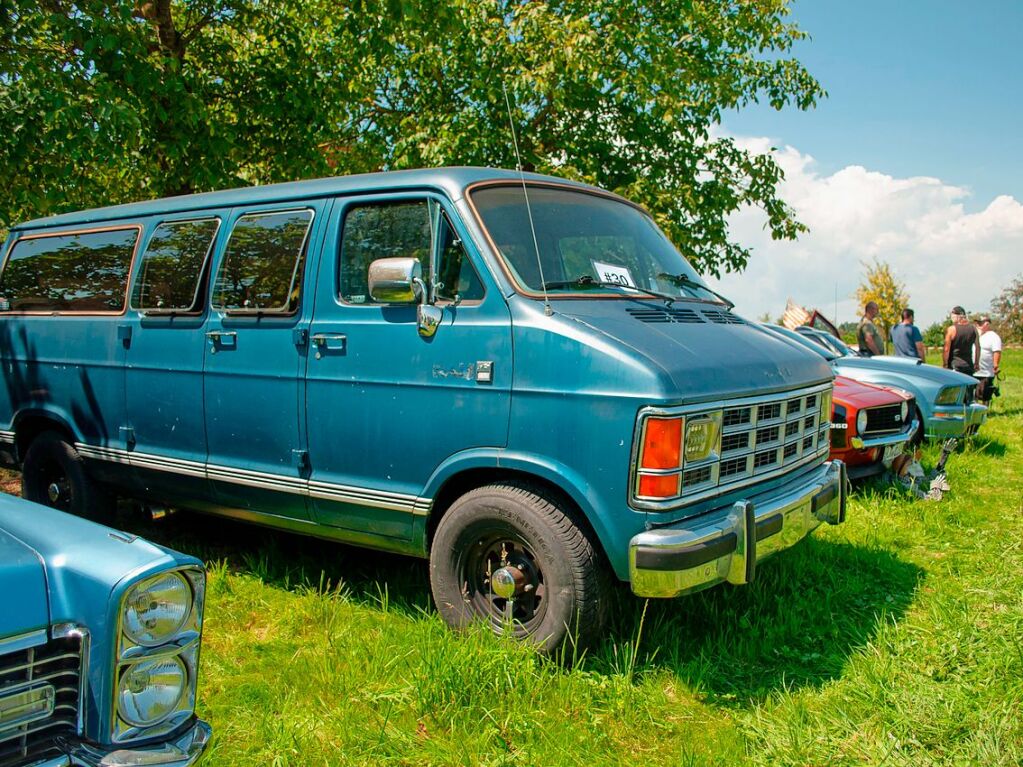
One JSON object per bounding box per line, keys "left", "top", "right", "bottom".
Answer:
{"left": 21, "top": 431, "right": 115, "bottom": 523}
{"left": 429, "top": 481, "right": 610, "bottom": 654}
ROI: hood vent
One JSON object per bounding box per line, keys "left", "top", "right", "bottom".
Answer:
{"left": 626, "top": 307, "right": 703, "bottom": 324}
{"left": 626, "top": 307, "right": 743, "bottom": 325}
{"left": 702, "top": 308, "right": 744, "bottom": 325}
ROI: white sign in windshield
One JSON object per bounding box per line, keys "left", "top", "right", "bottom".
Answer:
{"left": 591, "top": 260, "right": 636, "bottom": 288}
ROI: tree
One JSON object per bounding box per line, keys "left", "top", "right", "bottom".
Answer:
{"left": 0, "top": 0, "right": 824, "bottom": 276}
{"left": 855, "top": 259, "right": 909, "bottom": 354}
{"left": 990, "top": 274, "right": 1023, "bottom": 343}
{"left": 922, "top": 321, "right": 944, "bottom": 349}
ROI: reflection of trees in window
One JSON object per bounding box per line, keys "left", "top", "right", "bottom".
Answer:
{"left": 339, "top": 203, "right": 431, "bottom": 303}
{"left": 212, "top": 210, "right": 312, "bottom": 312}
{"left": 435, "top": 215, "right": 484, "bottom": 302}
{"left": 0, "top": 228, "right": 139, "bottom": 311}
{"left": 133, "top": 219, "right": 219, "bottom": 311}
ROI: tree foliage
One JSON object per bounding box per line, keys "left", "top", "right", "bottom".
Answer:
{"left": 0, "top": 0, "right": 824, "bottom": 275}
{"left": 922, "top": 321, "right": 945, "bottom": 349}
{"left": 990, "top": 273, "right": 1023, "bottom": 343}
{"left": 855, "top": 259, "right": 909, "bottom": 354}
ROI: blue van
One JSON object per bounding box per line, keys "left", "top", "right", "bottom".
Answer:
{"left": 0, "top": 168, "right": 846, "bottom": 650}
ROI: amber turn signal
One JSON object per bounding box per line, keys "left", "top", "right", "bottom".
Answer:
{"left": 640, "top": 417, "right": 683, "bottom": 470}
{"left": 638, "top": 474, "right": 680, "bottom": 498}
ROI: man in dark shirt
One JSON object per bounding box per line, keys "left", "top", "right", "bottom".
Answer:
{"left": 891, "top": 308, "right": 925, "bottom": 361}
{"left": 857, "top": 301, "right": 885, "bottom": 356}
{"left": 943, "top": 306, "right": 980, "bottom": 375}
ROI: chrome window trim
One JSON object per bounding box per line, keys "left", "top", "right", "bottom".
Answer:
{"left": 130, "top": 216, "right": 222, "bottom": 315}
{"left": 210, "top": 207, "right": 315, "bottom": 315}
{"left": 630, "top": 382, "right": 833, "bottom": 512}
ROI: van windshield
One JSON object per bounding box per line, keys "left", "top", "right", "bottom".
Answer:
{"left": 470, "top": 185, "right": 723, "bottom": 303}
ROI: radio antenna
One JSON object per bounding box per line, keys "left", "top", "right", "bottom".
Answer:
{"left": 503, "top": 83, "right": 552, "bottom": 317}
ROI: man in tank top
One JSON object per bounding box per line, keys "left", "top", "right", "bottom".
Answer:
{"left": 943, "top": 306, "right": 980, "bottom": 375}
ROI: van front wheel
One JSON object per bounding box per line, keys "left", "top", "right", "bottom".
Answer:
{"left": 22, "top": 431, "right": 115, "bottom": 524}
{"left": 429, "top": 482, "right": 609, "bottom": 654}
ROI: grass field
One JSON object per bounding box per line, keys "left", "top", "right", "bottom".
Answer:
{"left": 7, "top": 354, "right": 1023, "bottom": 765}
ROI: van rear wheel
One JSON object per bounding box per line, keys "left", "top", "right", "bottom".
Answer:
{"left": 21, "top": 431, "right": 115, "bottom": 524}
{"left": 429, "top": 481, "right": 609, "bottom": 654}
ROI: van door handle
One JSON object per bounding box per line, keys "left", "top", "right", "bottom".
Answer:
{"left": 311, "top": 333, "right": 346, "bottom": 357}
{"left": 206, "top": 330, "right": 237, "bottom": 353}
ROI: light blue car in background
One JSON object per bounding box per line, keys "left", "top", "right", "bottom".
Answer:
{"left": 765, "top": 325, "right": 987, "bottom": 440}
{"left": 0, "top": 494, "right": 209, "bottom": 767}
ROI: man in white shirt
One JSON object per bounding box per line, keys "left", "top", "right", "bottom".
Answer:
{"left": 974, "top": 316, "right": 1002, "bottom": 405}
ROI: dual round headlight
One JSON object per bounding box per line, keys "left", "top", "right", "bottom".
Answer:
{"left": 117, "top": 656, "right": 188, "bottom": 727}
{"left": 856, "top": 409, "right": 868, "bottom": 435}
{"left": 123, "top": 572, "right": 193, "bottom": 647}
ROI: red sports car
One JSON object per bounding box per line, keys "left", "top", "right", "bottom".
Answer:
{"left": 830, "top": 376, "right": 917, "bottom": 479}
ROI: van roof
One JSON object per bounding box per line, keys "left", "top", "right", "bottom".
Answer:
{"left": 13, "top": 167, "right": 606, "bottom": 231}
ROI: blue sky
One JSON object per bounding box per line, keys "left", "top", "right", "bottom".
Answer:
{"left": 708, "top": 0, "right": 1023, "bottom": 328}
{"left": 723, "top": 0, "right": 1022, "bottom": 210}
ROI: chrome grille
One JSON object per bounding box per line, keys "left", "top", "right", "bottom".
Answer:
{"left": 0, "top": 636, "right": 82, "bottom": 767}
{"left": 632, "top": 382, "right": 833, "bottom": 510}
{"left": 863, "top": 404, "right": 904, "bottom": 435}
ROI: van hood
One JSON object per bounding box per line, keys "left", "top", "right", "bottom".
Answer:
{"left": 0, "top": 527, "right": 48, "bottom": 640}
{"left": 555, "top": 301, "right": 834, "bottom": 402}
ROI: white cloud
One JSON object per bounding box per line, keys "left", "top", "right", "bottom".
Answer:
{"left": 706, "top": 137, "right": 1023, "bottom": 329}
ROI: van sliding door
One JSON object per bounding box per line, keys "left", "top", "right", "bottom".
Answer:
{"left": 124, "top": 213, "right": 226, "bottom": 505}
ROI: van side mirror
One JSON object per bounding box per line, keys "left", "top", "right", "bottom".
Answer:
{"left": 368, "top": 256, "right": 442, "bottom": 338}
{"left": 368, "top": 257, "right": 423, "bottom": 304}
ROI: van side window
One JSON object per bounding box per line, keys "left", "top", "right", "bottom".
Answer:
{"left": 434, "top": 213, "right": 484, "bottom": 303}
{"left": 339, "top": 202, "right": 431, "bottom": 304}
{"left": 0, "top": 227, "right": 139, "bottom": 312}
{"left": 132, "top": 218, "right": 220, "bottom": 312}
{"left": 339, "top": 201, "right": 484, "bottom": 304}
{"left": 211, "top": 209, "right": 312, "bottom": 314}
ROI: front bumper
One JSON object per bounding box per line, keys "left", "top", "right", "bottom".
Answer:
{"left": 39, "top": 719, "right": 211, "bottom": 767}
{"left": 629, "top": 460, "right": 846, "bottom": 598}
{"left": 926, "top": 403, "right": 988, "bottom": 438}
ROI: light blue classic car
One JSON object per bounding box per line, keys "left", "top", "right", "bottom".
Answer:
{"left": 0, "top": 494, "right": 209, "bottom": 767}
{"left": 769, "top": 325, "right": 986, "bottom": 440}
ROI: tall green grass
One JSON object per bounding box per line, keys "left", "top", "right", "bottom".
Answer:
{"left": 18, "top": 354, "right": 1023, "bottom": 764}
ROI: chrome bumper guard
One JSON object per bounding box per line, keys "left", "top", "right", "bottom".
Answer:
{"left": 629, "top": 461, "right": 847, "bottom": 598}
{"left": 44, "top": 719, "right": 211, "bottom": 767}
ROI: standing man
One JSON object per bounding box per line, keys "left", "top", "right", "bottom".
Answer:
{"left": 857, "top": 301, "right": 885, "bottom": 356}
{"left": 943, "top": 306, "right": 980, "bottom": 375}
{"left": 891, "top": 308, "right": 926, "bottom": 361}
{"left": 974, "top": 316, "right": 1002, "bottom": 405}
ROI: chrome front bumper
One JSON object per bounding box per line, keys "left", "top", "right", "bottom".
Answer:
{"left": 629, "top": 461, "right": 847, "bottom": 598}
{"left": 36, "top": 719, "right": 211, "bottom": 767}
{"left": 927, "top": 403, "right": 987, "bottom": 438}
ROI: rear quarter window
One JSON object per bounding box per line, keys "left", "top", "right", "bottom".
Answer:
{"left": 0, "top": 227, "right": 140, "bottom": 312}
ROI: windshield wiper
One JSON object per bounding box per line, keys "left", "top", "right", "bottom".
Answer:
{"left": 657, "top": 273, "right": 734, "bottom": 309}
{"left": 542, "top": 275, "right": 678, "bottom": 305}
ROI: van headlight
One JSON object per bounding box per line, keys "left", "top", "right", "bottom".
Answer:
{"left": 113, "top": 567, "right": 204, "bottom": 743}
{"left": 123, "top": 572, "right": 192, "bottom": 646}
{"left": 118, "top": 656, "right": 188, "bottom": 727}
